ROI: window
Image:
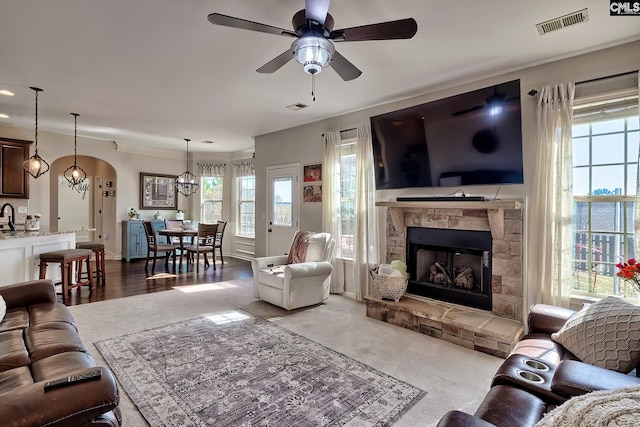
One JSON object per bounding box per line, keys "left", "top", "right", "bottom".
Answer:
{"left": 237, "top": 175, "right": 255, "bottom": 237}
{"left": 340, "top": 142, "right": 357, "bottom": 258}
{"left": 572, "top": 94, "right": 639, "bottom": 300}
{"left": 201, "top": 177, "right": 223, "bottom": 223}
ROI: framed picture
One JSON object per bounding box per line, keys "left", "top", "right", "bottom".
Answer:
{"left": 303, "top": 164, "right": 322, "bottom": 182}
{"left": 303, "top": 184, "right": 322, "bottom": 203}
{"left": 140, "top": 173, "right": 178, "bottom": 210}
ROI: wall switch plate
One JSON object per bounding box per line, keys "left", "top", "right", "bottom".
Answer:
{"left": 18, "top": 206, "right": 28, "bottom": 214}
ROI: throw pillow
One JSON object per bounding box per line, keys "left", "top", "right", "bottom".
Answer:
{"left": 551, "top": 296, "right": 640, "bottom": 373}
{"left": 0, "top": 295, "right": 6, "bottom": 323}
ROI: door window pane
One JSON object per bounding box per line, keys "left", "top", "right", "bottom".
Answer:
{"left": 273, "top": 177, "right": 292, "bottom": 226}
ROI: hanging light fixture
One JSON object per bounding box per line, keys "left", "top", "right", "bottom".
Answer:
{"left": 23, "top": 87, "right": 50, "bottom": 178}
{"left": 64, "top": 113, "right": 87, "bottom": 187}
{"left": 175, "top": 138, "right": 199, "bottom": 197}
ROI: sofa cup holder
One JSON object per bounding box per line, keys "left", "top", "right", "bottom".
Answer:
{"left": 523, "top": 358, "right": 550, "bottom": 372}
{"left": 516, "top": 369, "right": 545, "bottom": 384}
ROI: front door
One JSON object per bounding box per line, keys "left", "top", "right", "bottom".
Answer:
{"left": 266, "top": 164, "right": 300, "bottom": 256}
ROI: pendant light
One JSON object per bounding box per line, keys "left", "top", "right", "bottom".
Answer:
{"left": 64, "top": 113, "right": 87, "bottom": 187}
{"left": 23, "top": 87, "right": 50, "bottom": 178}
{"left": 175, "top": 138, "right": 199, "bottom": 197}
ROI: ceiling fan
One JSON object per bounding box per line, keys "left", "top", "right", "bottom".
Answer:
{"left": 452, "top": 85, "right": 518, "bottom": 117}
{"left": 207, "top": 0, "right": 418, "bottom": 81}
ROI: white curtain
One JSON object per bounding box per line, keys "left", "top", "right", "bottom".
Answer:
{"left": 634, "top": 72, "right": 640, "bottom": 257}
{"left": 322, "top": 131, "right": 345, "bottom": 293}
{"left": 197, "top": 162, "right": 226, "bottom": 177}
{"left": 353, "top": 124, "right": 380, "bottom": 300}
{"left": 233, "top": 159, "right": 254, "bottom": 177}
{"left": 530, "top": 83, "right": 575, "bottom": 308}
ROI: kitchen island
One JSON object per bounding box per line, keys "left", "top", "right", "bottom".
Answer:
{"left": 0, "top": 225, "right": 93, "bottom": 286}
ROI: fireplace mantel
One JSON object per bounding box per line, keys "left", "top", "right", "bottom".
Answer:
{"left": 376, "top": 200, "right": 523, "bottom": 240}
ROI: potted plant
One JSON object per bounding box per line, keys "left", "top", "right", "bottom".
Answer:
{"left": 128, "top": 208, "right": 138, "bottom": 219}
{"left": 175, "top": 209, "right": 184, "bottom": 221}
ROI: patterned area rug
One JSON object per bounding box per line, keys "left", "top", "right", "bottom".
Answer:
{"left": 95, "top": 311, "right": 425, "bottom": 426}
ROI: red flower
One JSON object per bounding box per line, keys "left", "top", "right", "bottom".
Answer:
{"left": 616, "top": 260, "right": 640, "bottom": 292}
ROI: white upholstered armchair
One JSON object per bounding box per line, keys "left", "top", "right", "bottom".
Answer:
{"left": 252, "top": 231, "right": 335, "bottom": 310}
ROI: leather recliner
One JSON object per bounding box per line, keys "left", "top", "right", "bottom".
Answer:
{"left": 0, "top": 279, "right": 121, "bottom": 427}
{"left": 436, "top": 303, "right": 640, "bottom": 427}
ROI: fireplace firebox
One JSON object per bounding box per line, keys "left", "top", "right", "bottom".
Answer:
{"left": 406, "top": 227, "right": 492, "bottom": 311}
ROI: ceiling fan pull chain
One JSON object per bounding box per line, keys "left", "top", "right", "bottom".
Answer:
{"left": 311, "top": 73, "right": 316, "bottom": 102}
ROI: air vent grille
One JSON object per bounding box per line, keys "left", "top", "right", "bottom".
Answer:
{"left": 536, "top": 8, "right": 589, "bottom": 35}
{"left": 286, "top": 103, "right": 308, "bottom": 111}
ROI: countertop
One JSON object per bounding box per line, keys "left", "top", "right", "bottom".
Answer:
{"left": 0, "top": 225, "right": 94, "bottom": 240}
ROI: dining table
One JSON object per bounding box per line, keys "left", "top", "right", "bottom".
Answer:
{"left": 158, "top": 228, "right": 198, "bottom": 271}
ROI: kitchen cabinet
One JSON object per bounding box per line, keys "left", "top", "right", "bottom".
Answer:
{"left": 0, "top": 137, "right": 31, "bottom": 198}
{"left": 122, "top": 220, "right": 166, "bottom": 261}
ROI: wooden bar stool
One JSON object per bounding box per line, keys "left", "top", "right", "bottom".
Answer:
{"left": 76, "top": 241, "right": 106, "bottom": 286}
{"left": 39, "top": 249, "right": 94, "bottom": 305}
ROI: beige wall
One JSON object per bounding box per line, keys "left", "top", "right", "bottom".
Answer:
{"left": 254, "top": 40, "right": 640, "bottom": 304}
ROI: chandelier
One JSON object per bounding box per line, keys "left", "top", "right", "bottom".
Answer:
{"left": 64, "top": 113, "right": 87, "bottom": 187}
{"left": 175, "top": 138, "right": 199, "bottom": 197}
{"left": 23, "top": 87, "right": 50, "bottom": 178}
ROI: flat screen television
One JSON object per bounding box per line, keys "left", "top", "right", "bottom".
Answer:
{"left": 371, "top": 79, "right": 524, "bottom": 189}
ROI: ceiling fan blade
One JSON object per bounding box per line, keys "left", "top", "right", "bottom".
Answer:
{"left": 452, "top": 105, "right": 484, "bottom": 117}
{"left": 330, "top": 50, "right": 362, "bottom": 81}
{"left": 330, "top": 18, "right": 417, "bottom": 41}
{"left": 207, "top": 13, "right": 296, "bottom": 37}
{"left": 256, "top": 49, "right": 294, "bottom": 74}
{"left": 305, "top": 0, "right": 331, "bottom": 24}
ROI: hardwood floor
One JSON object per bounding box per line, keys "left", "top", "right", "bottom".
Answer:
{"left": 64, "top": 256, "right": 253, "bottom": 306}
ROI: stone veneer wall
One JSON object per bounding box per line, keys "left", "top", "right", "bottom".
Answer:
{"left": 384, "top": 204, "right": 524, "bottom": 322}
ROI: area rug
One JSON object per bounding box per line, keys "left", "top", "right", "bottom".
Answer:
{"left": 95, "top": 311, "right": 426, "bottom": 426}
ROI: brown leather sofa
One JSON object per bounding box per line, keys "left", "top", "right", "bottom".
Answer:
{"left": 0, "top": 279, "right": 121, "bottom": 427}
{"left": 437, "top": 303, "right": 640, "bottom": 427}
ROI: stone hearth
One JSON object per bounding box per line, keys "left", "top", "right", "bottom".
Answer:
{"left": 370, "top": 200, "right": 525, "bottom": 357}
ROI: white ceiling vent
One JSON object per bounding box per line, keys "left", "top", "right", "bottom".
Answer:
{"left": 286, "top": 103, "right": 308, "bottom": 111}
{"left": 536, "top": 8, "right": 589, "bottom": 35}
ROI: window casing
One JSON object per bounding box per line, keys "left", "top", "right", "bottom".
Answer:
{"left": 200, "top": 177, "right": 223, "bottom": 223}
{"left": 237, "top": 175, "right": 255, "bottom": 237}
{"left": 340, "top": 142, "right": 357, "bottom": 258}
{"left": 571, "top": 93, "right": 640, "bottom": 301}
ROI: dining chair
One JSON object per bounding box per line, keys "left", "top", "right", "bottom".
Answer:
{"left": 142, "top": 221, "right": 177, "bottom": 274}
{"left": 184, "top": 223, "right": 219, "bottom": 273}
{"left": 164, "top": 219, "right": 184, "bottom": 246}
{"left": 215, "top": 220, "right": 228, "bottom": 265}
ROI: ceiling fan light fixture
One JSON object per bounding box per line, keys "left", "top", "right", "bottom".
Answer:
{"left": 292, "top": 36, "right": 334, "bottom": 74}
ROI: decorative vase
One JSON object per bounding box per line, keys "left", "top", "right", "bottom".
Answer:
{"left": 154, "top": 211, "right": 163, "bottom": 220}
{"left": 176, "top": 212, "right": 184, "bottom": 221}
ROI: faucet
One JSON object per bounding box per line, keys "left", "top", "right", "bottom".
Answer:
{"left": 0, "top": 203, "right": 16, "bottom": 231}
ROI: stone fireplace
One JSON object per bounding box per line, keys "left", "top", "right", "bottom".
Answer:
{"left": 365, "top": 200, "right": 525, "bottom": 358}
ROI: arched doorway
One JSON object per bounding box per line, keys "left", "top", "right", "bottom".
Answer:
{"left": 50, "top": 156, "right": 118, "bottom": 258}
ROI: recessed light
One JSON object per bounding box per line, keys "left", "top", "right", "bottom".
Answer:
{"left": 0, "top": 113, "right": 9, "bottom": 119}
{"left": 201, "top": 140, "right": 215, "bottom": 144}
{"left": 0, "top": 90, "right": 14, "bottom": 96}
